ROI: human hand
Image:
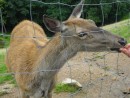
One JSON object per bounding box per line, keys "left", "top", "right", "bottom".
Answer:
{"left": 120, "top": 44, "right": 130, "bottom": 57}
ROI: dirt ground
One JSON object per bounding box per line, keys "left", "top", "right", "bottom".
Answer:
{"left": 1, "top": 52, "right": 130, "bottom": 98}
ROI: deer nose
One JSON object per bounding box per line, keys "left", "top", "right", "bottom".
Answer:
{"left": 118, "top": 38, "right": 127, "bottom": 46}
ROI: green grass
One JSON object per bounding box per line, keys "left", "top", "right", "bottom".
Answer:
{"left": 0, "top": 91, "right": 8, "bottom": 96}
{"left": 0, "top": 36, "right": 10, "bottom": 48}
{"left": 102, "top": 19, "right": 130, "bottom": 42}
{"left": 0, "top": 49, "right": 14, "bottom": 84}
{"left": 54, "top": 83, "right": 80, "bottom": 93}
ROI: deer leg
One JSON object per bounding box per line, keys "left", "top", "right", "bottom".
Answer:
{"left": 33, "top": 89, "right": 45, "bottom": 98}
{"left": 21, "top": 91, "right": 29, "bottom": 98}
{"left": 45, "top": 78, "right": 56, "bottom": 98}
{"left": 47, "top": 93, "right": 52, "bottom": 98}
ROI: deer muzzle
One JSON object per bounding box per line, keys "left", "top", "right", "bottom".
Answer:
{"left": 110, "top": 38, "right": 127, "bottom": 52}
{"left": 118, "top": 38, "right": 127, "bottom": 46}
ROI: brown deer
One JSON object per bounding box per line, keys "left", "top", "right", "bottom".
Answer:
{"left": 6, "top": 0, "right": 127, "bottom": 98}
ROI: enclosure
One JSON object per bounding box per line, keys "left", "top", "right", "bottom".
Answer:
{"left": 0, "top": 0, "right": 130, "bottom": 98}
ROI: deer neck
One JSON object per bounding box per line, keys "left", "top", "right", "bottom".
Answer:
{"left": 37, "top": 33, "right": 79, "bottom": 76}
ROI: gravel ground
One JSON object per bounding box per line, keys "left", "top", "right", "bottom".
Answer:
{"left": 1, "top": 52, "right": 130, "bottom": 98}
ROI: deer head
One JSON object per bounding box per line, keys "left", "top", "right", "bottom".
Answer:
{"left": 43, "top": 0, "right": 127, "bottom": 52}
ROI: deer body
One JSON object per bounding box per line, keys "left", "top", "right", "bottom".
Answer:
{"left": 6, "top": 21, "right": 79, "bottom": 98}
{"left": 6, "top": 1, "right": 127, "bottom": 98}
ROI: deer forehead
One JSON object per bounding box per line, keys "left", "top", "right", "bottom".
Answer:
{"left": 64, "top": 18, "right": 96, "bottom": 30}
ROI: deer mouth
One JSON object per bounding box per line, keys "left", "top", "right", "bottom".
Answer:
{"left": 110, "top": 48, "right": 121, "bottom": 52}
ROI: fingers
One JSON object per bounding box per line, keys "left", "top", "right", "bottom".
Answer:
{"left": 120, "top": 48, "right": 130, "bottom": 57}
{"left": 124, "top": 44, "right": 130, "bottom": 49}
{"left": 120, "top": 44, "right": 130, "bottom": 57}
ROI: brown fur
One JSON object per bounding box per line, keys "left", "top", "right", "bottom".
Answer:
{"left": 6, "top": 20, "right": 48, "bottom": 72}
{"left": 6, "top": 20, "right": 61, "bottom": 98}
{"left": 65, "top": 18, "right": 96, "bottom": 28}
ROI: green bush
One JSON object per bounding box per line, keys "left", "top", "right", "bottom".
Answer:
{"left": 0, "top": 37, "right": 4, "bottom": 48}
{"left": 0, "top": 35, "right": 10, "bottom": 48}
{"left": 0, "top": 0, "right": 5, "bottom": 8}
{"left": 0, "top": 0, "right": 129, "bottom": 34}
{"left": 0, "top": 49, "right": 14, "bottom": 84}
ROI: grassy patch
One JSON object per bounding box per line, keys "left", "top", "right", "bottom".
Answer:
{"left": 102, "top": 66, "right": 110, "bottom": 71}
{"left": 0, "top": 35, "right": 10, "bottom": 48}
{"left": 103, "top": 19, "right": 130, "bottom": 42}
{"left": 54, "top": 83, "right": 80, "bottom": 93}
{"left": 0, "top": 49, "right": 14, "bottom": 84}
{"left": 0, "top": 91, "right": 8, "bottom": 96}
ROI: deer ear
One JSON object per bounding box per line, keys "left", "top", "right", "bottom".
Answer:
{"left": 68, "top": 0, "right": 84, "bottom": 19}
{"left": 43, "top": 15, "right": 66, "bottom": 33}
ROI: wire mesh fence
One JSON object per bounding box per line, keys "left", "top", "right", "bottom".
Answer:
{"left": 0, "top": 0, "right": 130, "bottom": 98}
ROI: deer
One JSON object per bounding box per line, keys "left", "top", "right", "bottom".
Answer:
{"left": 5, "top": 0, "right": 127, "bottom": 98}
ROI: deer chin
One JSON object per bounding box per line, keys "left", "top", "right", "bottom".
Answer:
{"left": 110, "top": 48, "right": 121, "bottom": 52}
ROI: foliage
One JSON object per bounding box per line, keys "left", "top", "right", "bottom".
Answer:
{"left": 0, "top": 37, "right": 4, "bottom": 48}
{"left": 0, "top": 0, "right": 5, "bottom": 8}
{"left": 0, "top": 0, "right": 129, "bottom": 34}
{"left": 1, "top": 0, "right": 30, "bottom": 30}
{"left": 0, "top": 49, "right": 14, "bottom": 84}
{"left": 0, "top": 35, "right": 10, "bottom": 48}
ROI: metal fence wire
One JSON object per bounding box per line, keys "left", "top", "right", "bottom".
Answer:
{"left": 0, "top": 0, "right": 130, "bottom": 98}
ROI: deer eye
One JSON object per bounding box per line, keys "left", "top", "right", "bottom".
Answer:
{"left": 78, "top": 32, "right": 88, "bottom": 37}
